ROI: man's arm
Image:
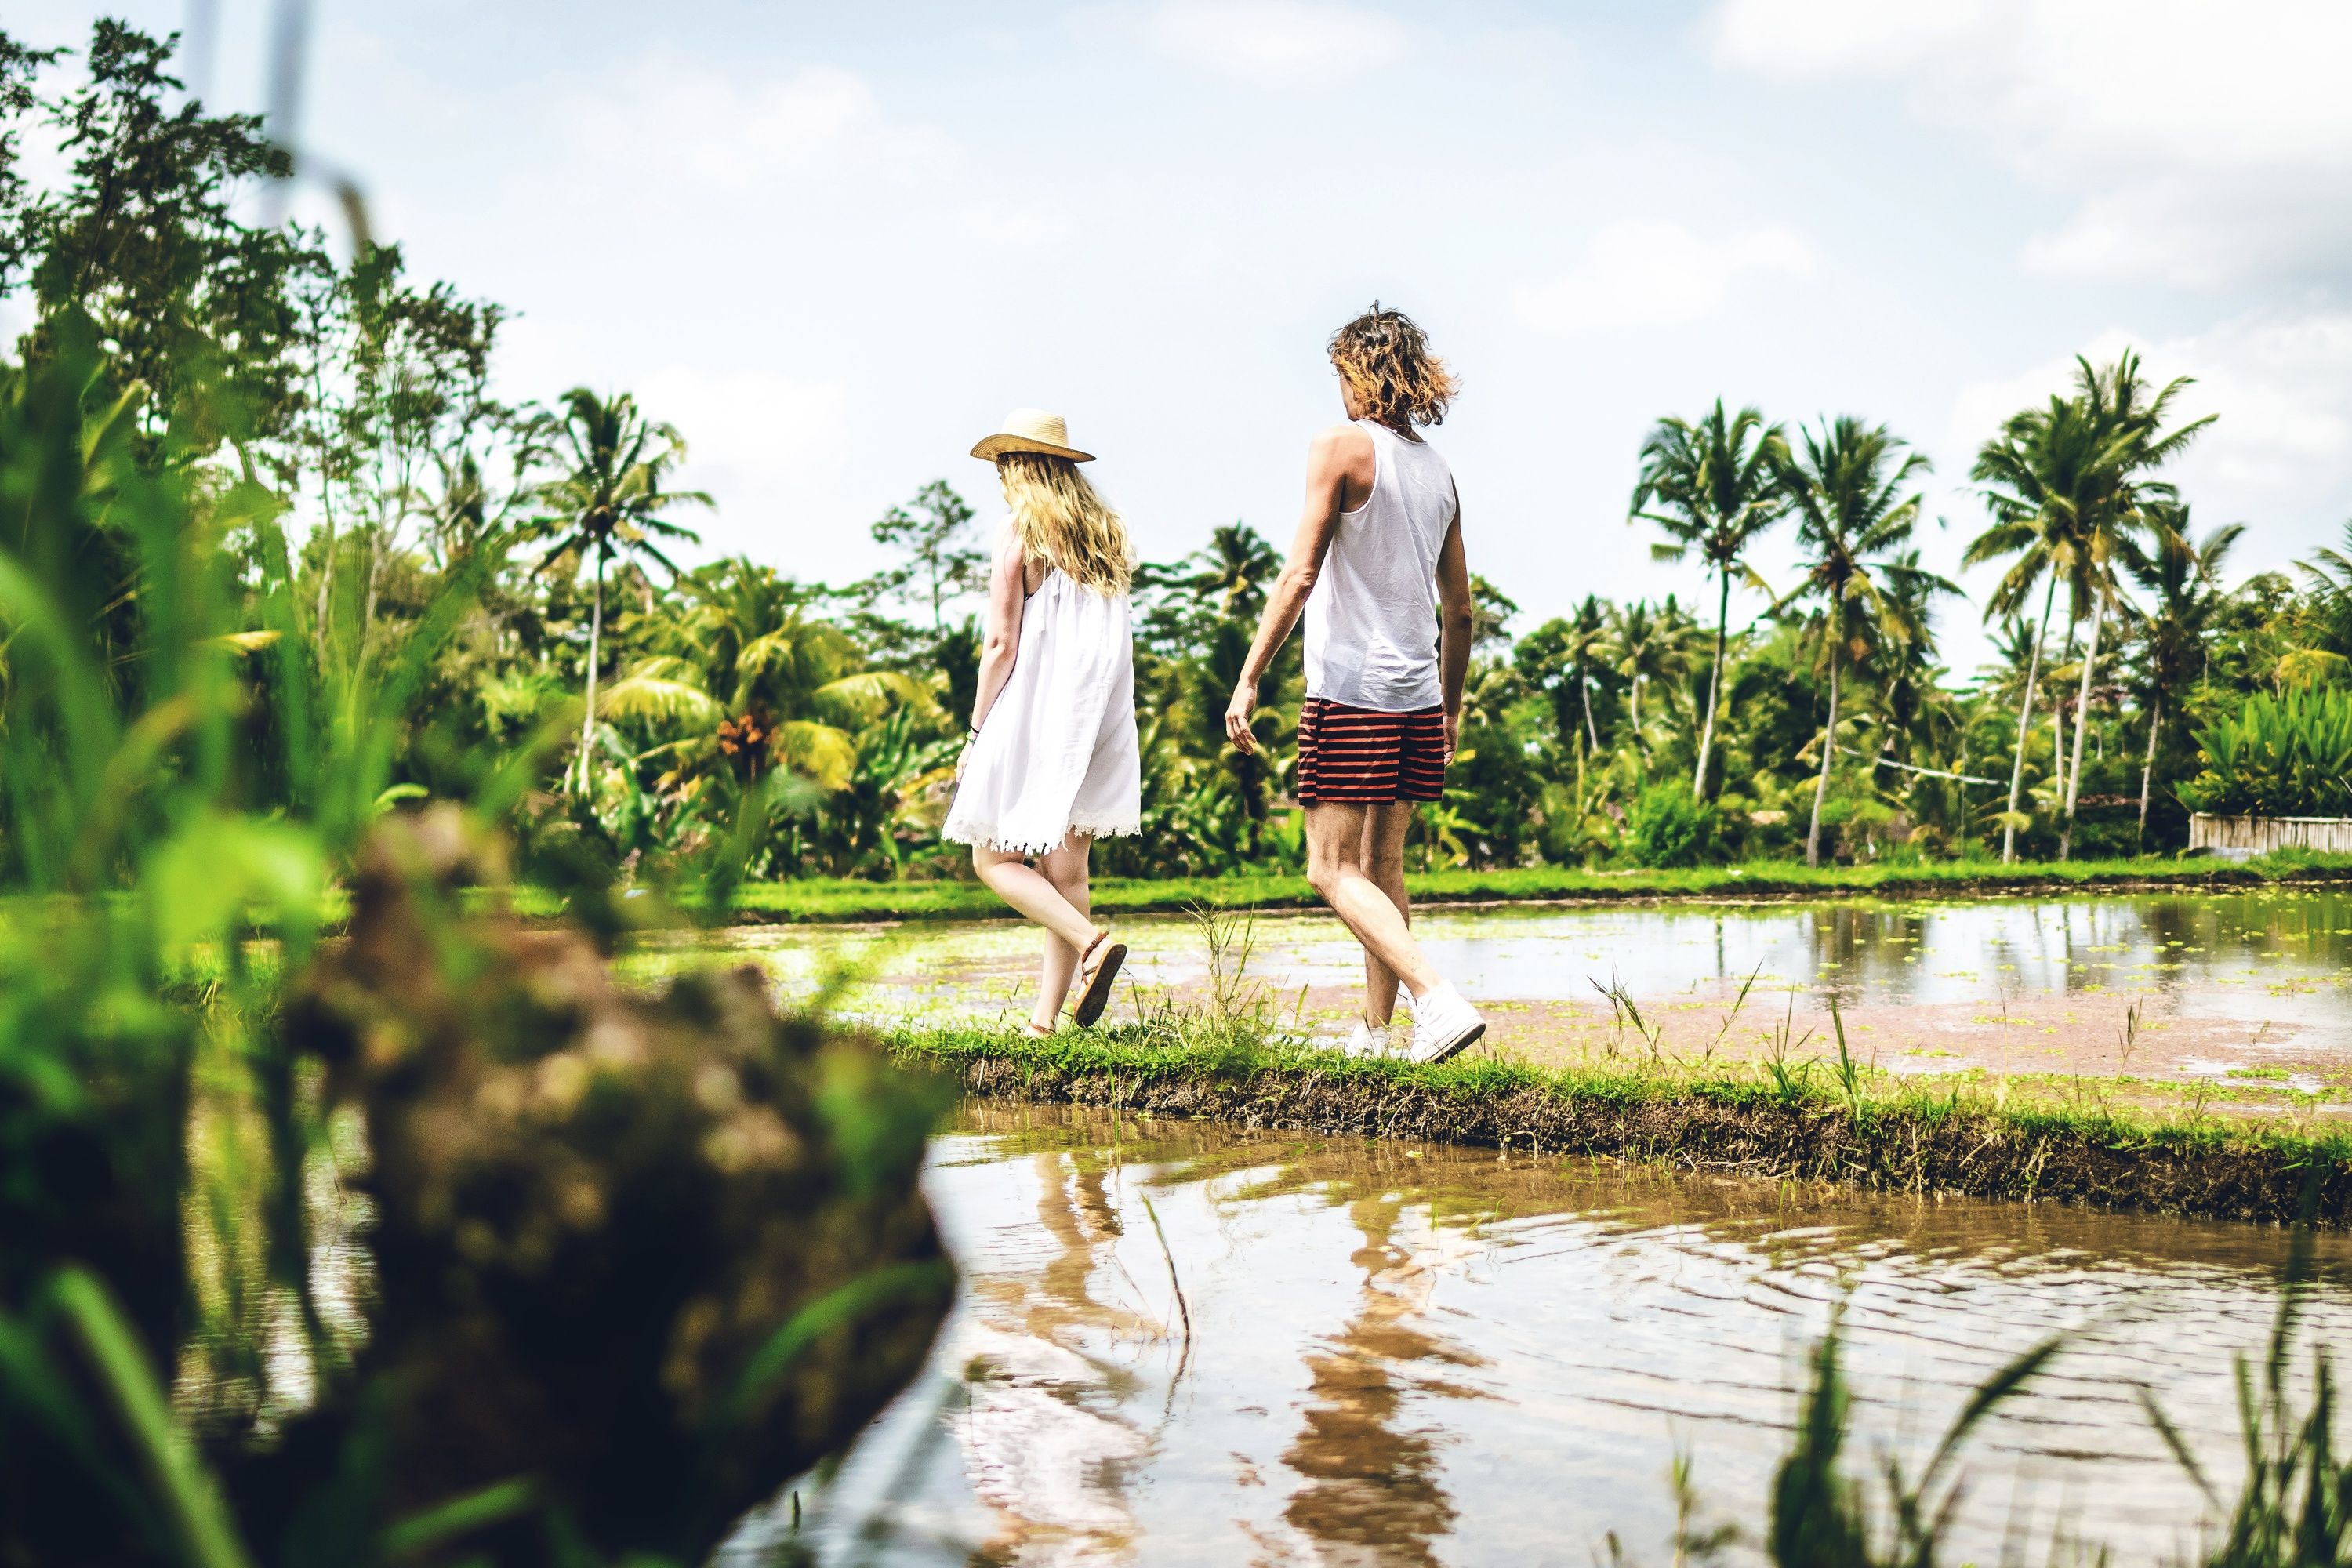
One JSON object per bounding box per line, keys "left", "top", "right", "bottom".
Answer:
{"left": 1224, "top": 426, "right": 1367, "bottom": 756}
{"left": 1433, "top": 500, "right": 1473, "bottom": 760}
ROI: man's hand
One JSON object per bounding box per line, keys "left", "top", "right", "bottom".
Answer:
{"left": 1225, "top": 681, "right": 1259, "bottom": 755}
{"left": 1441, "top": 710, "right": 1460, "bottom": 764}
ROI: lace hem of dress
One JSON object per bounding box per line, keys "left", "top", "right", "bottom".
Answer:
{"left": 939, "top": 812, "right": 1141, "bottom": 856}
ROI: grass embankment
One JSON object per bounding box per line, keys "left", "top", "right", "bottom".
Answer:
{"left": 586, "top": 850, "right": 2352, "bottom": 925}
{"left": 889, "top": 1021, "right": 2352, "bottom": 1227}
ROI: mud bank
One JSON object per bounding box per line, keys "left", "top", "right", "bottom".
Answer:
{"left": 891, "top": 1027, "right": 2352, "bottom": 1229}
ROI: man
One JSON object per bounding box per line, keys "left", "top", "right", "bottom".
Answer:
{"left": 1224, "top": 305, "right": 1485, "bottom": 1064}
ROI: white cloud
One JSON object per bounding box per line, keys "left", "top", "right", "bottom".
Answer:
{"left": 564, "top": 61, "right": 953, "bottom": 188}
{"left": 1706, "top": 0, "right": 2352, "bottom": 288}
{"left": 1148, "top": 2, "right": 1410, "bottom": 82}
{"left": 1515, "top": 220, "right": 1814, "bottom": 335}
{"left": 1945, "top": 310, "right": 2352, "bottom": 577}
{"left": 633, "top": 365, "right": 852, "bottom": 568}
{"left": 1708, "top": 0, "right": 1986, "bottom": 79}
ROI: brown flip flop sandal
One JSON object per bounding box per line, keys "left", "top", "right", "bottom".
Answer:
{"left": 1022, "top": 1020, "right": 1057, "bottom": 1040}
{"left": 1070, "top": 931, "right": 1127, "bottom": 1028}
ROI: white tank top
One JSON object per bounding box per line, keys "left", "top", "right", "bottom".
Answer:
{"left": 1302, "top": 420, "right": 1456, "bottom": 711}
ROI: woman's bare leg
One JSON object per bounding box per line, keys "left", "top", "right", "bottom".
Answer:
{"left": 1359, "top": 803, "right": 1415, "bottom": 1025}
{"left": 973, "top": 846, "right": 1104, "bottom": 1022}
{"left": 1033, "top": 836, "right": 1095, "bottom": 1027}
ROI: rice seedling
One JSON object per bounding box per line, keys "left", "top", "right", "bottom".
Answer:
{"left": 1703, "top": 960, "right": 1768, "bottom": 1066}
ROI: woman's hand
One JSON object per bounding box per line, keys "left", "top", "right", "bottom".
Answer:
{"left": 1224, "top": 680, "right": 1258, "bottom": 755}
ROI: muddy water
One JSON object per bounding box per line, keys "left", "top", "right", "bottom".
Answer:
{"left": 729, "top": 1102, "right": 2352, "bottom": 1566}
{"left": 660, "top": 887, "right": 2352, "bottom": 1090}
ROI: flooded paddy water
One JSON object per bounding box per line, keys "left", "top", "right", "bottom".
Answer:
{"left": 666, "top": 889, "right": 2352, "bottom": 1559}
{"left": 735, "top": 1102, "right": 2351, "bottom": 1566}
{"left": 652, "top": 887, "right": 2352, "bottom": 1103}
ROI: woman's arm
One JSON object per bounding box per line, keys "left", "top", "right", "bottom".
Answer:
{"left": 967, "top": 532, "right": 1028, "bottom": 739}
{"left": 1223, "top": 426, "right": 1368, "bottom": 755}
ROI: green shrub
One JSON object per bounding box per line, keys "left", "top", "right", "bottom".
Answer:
{"left": 1625, "top": 784, "right": 1722, "bottom": 868}
{"left": 2178, "top": 688, "right": 2352, "bottom": 818}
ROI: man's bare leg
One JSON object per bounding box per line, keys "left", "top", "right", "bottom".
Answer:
{"left": 1305, "top": 801, "right": 1440, "bottom": 1006}
{"left": 1359, "top": 801, "right": 1416, "bottom": 1026}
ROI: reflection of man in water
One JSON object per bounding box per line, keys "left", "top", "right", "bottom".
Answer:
{"left": 1280, "top": 1196, "right": 1481, "bottom": 1566}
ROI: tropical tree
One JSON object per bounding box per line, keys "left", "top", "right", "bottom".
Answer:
{"left": 2293, "top": 517, "right": 2352, "bottom": 661}
{"left": 1605, "top": 598, "right": 1694, "bottom": 750}
{"left": 535, "top": 387, "right": 710, "bottom": 793}
{"left": 865, "top": 480, "right": 982, "bottom": 634}
{"left": 612, "top": 557, "right": 928, "bottom": 799}
{"left": 2132, "top": 505, "right": 2242, "bottom": 844}
{"left": 1629, "top": 401, "right": 1789, "bottom": 799}
{"left": 1966, "top": 394, "right": 2096, "bottom": 862}
{"left": 1967, "top": 353, "right": 2211, "bottom": 860}
{"left": 2053, "top": 354, "right": 2212, "bottom": 856}
{"left": 1779, "top": 418, "right": 1946, "bottom": 867}
{"left": 1516, "top": 595, "right": 1612, "bottom": 753}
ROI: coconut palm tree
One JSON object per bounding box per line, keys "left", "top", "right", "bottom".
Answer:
{"left": 1967, "top": 353, "right": 2212, "bottom": 860}
{"left": 2132, "top": 506, "right": 2242, "bottom": 844}
{"left": 1965, "top": 394, "right": 2096, "bottom": 863}
{"left": 2052, "top": 354, "right": 2212, "bottom": 857}
{"left": 1605, "top": 598, "right": 1696, "bottom": 753}
{"left": 1779, "top": 418, "right": 1948, "bottom": 868}
{"left": 1515, "top": 595, "right": 1613, "bottom": 753}
{"left": 1630, "top": 401, "right": 1789, "bottom": 800}
{"left": 535, "top": 387, "right": 711, "bottom": 793}
{"left": 2294, "top": 517, "right": 2352, "bottom": 658}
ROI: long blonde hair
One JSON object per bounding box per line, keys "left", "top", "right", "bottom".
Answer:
{"left": 997, "top": 452, "right": 1132, "bottom": 594}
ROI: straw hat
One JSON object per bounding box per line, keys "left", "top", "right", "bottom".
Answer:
{"left": 970, "top": 408, "right": 1094, "bottom": 463}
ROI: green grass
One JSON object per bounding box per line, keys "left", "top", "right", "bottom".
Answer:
{"left": 524, "top": 850, "right": 2352, "bottom": 925}
{"left": 885, "top": 1017, "right": 2352, "bottom": 1227}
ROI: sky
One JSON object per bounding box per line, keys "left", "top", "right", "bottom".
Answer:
{"left": 12, "top": 1, "right": 2352, "bottom": 674}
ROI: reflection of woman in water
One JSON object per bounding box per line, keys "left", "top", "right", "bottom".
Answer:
{"left": 955, "top": 1150, "right": 1152, "bottom": 1563}
{"left": 1280, "top": 1195, "right": 1479, "bottom": 1566}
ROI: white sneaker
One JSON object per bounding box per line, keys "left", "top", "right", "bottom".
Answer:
{"left": 1408, "top": 984, "right": 1486, "bottom": 1065}
{"left": 1343, "top": 1021, "right": 1396, "bottom": 1059}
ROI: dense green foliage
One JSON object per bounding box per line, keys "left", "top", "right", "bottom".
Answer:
{"left": 6, "top": 26, "right": 2350, "bottom": 895}
{"left": 0, "top": 27, "right": 949, "bottom": 1566}
{"left": 2180, "top": 687, "right": 2352, "bottom": 818}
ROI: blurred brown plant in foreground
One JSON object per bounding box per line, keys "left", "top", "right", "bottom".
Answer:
{"left": 236, "top": 807, "right": 953, "bottom": 1562}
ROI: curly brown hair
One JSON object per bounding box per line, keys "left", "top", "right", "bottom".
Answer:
{"left": 1328, "top": 303, "right": 1457, "bottom": 430}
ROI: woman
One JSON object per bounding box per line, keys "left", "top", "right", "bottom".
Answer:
{"left": 943, "top": 408, "right": 1141, "bottom": 1035}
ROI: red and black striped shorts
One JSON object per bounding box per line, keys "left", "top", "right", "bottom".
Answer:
{"left": 1295, "top": 698, "right": 1448, "bottom": 805}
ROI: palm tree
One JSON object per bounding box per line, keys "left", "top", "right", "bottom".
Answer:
{"left": 1966, "top": 353, "right": 2212, "bottom": 860}
{"left": 2295, "top": 517, "right": 2352, "bottom": 657}
{"left": 1605, "top": 598, "right": 1694, "bottom": 750}
{"left": 1778, "top": 418, "right": 1947, "bottom": 868}
{"left": 1965, "top": 393, "right": 2096, "bottom": 863}
{"left": 2133, "top": 506, "right": 2241, "bottom": 844}
{"left": 1515, "top": 596, "right": 1613, "bottom": 753}
{"left": 1630, "top": 401, "right": 1789, "bottom": 799}
{"left": 2053, "top": 354, "right": 2212, "bottom": 857}
{"left": 612, "top": 557, "right": 928, "bottom": 793}
{"left": 535, "top": 387, "right": 711, "bottom": 793}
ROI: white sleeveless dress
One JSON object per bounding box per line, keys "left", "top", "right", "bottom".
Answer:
{"left": 942, "top": 562, "right": 1142, "bottom": 855}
